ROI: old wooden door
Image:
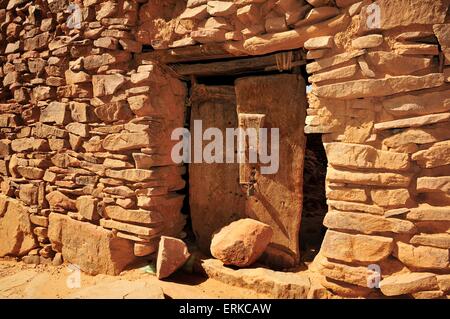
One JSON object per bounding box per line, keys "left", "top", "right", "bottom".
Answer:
{"left": 189, "top": 85, "right": 246, "bottom": 252}
{"left": 189, "top": 74, "right": 306, "bottom": 268}
{"left": 235, "top": 74, "right": 306, "bottom": 268}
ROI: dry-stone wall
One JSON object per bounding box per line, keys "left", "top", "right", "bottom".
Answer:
{"left": 0, "top": 0, "right": 187, "bottom": 275}
{"left": 141, "top": 0, "right": 450, "bottom": 298}
{"left": 0, "top": 0, "right": 449, "bottom": 298}
{"left": 303, "top": 0, "right": 450, "bottom": 299}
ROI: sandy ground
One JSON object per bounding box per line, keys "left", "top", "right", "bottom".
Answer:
{"left": 0, "top": 258, "right": 270, "bottom": 299}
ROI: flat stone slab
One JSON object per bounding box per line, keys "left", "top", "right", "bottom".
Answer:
{"left": 196, "top": 258, "right": 311, "bottom": 299}
{"left": 48, "top": 213, "right": 137, "bottom": 275}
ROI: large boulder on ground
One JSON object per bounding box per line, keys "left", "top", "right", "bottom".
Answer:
{"left": 48, "top": 213, "right": 137, "bottom": 275}
{"left": 210, "top": 218, "right": 273, "bottom": 267}
{"left": 156, "top": 236, "right": 190, "bottom": 279}
{"left": 0, "top": 197, "right": 38, "bottom": 257}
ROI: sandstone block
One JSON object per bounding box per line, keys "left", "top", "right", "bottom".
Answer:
{"left": 92, "top": 74, "right": 126, "bottom": 97}
{"left": 48, "top": 213, "right": 136, "bottom": 275}
{"left": 46, "top": 191, "right": 76, "bottom": 211}
{"left": 133, "top": 242, "right": 155, "bottom": 257}
{"left": 94, "top": 101, "right": 134, "bottom": 123}
{"left": 105, "top": 169, "right": 159, "bottom": 182}
{"left": 437, "top": 274, "right": 450, "bottom": 293}
{"left": 309, "top": 64, "right": 358, "bottom": 83}
{"left": 11, "top": 138, "right": 48, "bottom": 153}
{"left": 18, "top": 184, "right": 38, "bottom": 206}
{"left": 359, "top": 0, "right": 448, "bottom": 31}
{"left": 156, "top": 236, "right": 191, "bottom": 279}
{"left": 367, "top": 52, "right": 432, "bottom": 76}
{"left": 410, "top": 234, "right": 450, "bottom": 250}
{"left": 40, "top": 102, "right": 70, "bottom": 125}
{"left": 236, "top": 4, "right": 261, "bottom": 25}
{"left": 379, "top": 272, "right": 438, "bottom": 296}
{"left": 395, "top": 242, "right": 449, "bottom": 270}
{"left": 76, "top": 195, "right": 99, "bottom": 221}
{"left": 321, "top": 230, "right": 393, "bottom": 263}
{"left": 327, "top": 167, "right": 412, "bottom": 187}
{"left": 103, "top": 132, "right": 150, "bottom": 151}
{"left": 0, "top": 199, "right": 37, "bottom": 257}
{"left": 383, "top": 124, "right": 450, "bottom": 148}
{"left": 100, "top": 218, "right": 162, "bottom": 237}
{"left": 207, "top": 1, "right": 236, "bottom": 16}
{"left": 65, "top": 70, "right": 91, "bottom": 85}
{"left": 104, "top": 206, "right": 163, "bottom": 225}
{"left": 325, "top": 143, "right": 410, "bottom": 171}
{"left": 394, "top": 43, "right": 439, "bottom": 55}
{"left": 352, "top": 34, "right": 383, "bottom": 49}
{"left": 29, "top": 215, "right": 49, "bottom": 227}
{"left": 306, "top": 50, "right": 366, "bottom": 73}
{"left": 127, "top": 95, "right": 157, "bottom": 116}
{"left": 17, "top": 167, "right": 45, "bottom": 180}
{"left": 412, "top": 140, "right": 450, "bottom": 168}
{"left": 94, "top": 37, "right": 119, "bottom": 50}
{"left": 65, "top": 123, "right": 89, "bottom": 138}
{"left": 381, "top": 90, "right": 450, "bottom": 116}
{"left": 96, "top": 1, "right": 118, "bottom": 20}
{"left": 323, "top": 210, "right": 417, "bottom": 235}
{"left": 375, "top": 113, "right": 450, "bottom": 131}
{"left": 314, "top": 74, "right": 444, "bottom": 100}
{"left": 180, "top": 5, "right": 208, "bottom": 20}
{"left": 371, "top": 189, "right": 411, "bottom": 207}
{"left": 326, "top": 187, "right": 368, "bottom": 202}
{"left": 210, "top": 218, "right": 273, "bottom": 267}
{"left": 327, "top": 200, "right": 384, "bottom": 215}
{"left": 304, "top": 36, "right": 334, "bottom": 50}
{"left": 315, "top": 253, "right": 378, "bottom": 287}
{"left": 294, "top": 6, "right": 340, "bottom": 28}
{"left": 416, "top": 176, "right": 450, "bottom": 194}
{"left": 265, "top": 17, "right": 288, "bottom": 33}
{"left": 33, "top": 123, "right": 67, "bottom": 139}
{"left": 407, "top": 205, "right": 450, "bottom": 221}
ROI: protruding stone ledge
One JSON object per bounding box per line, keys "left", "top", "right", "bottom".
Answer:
{"left": 48, "top": 213, "right": 137, "bottom": 275}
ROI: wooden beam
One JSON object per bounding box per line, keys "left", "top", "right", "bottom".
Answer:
{"left": 171, "top": 53, "right": 305, "bottom": 77}
{"left": 136, "top": 43, "right": 245, "bottom": 64}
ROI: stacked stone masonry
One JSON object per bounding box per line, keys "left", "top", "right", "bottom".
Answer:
{"left": 128, "top": 0, "right": 450, "bottom": 298}
{"left": 0, "top": 0, "right": 449, "bottom": 298}
{"left": 0, "top": 0, "right": 187, "bottom": 275}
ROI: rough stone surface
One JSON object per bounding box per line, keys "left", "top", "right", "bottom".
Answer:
{"left": 395, "top": 242, "right": 449, "bottom": 270}
{"left": 48, "top": 213, "right": 137, "bottom": 275}
{"left": 379, "top": 272, "right": 438, "bottom": 296}
{"left": 0, "top": 0, "right": 449, "bottom": 300}
{"left": 156, "top": 236, "right": 190, "bottom": 279}
{"left": 0, "top": 199, "right": 37, "bottom": 257}
{"left": 199, "top": 258, "right": 311, "bottom": 299}
{"left": 321, "top": 230, "right": 394, "bottom": 263}
{"left": 210, "top": 219, "right": 274, "bottom": 267}
{"left": 323, "top": 211, "right": 417, "bottom": 235}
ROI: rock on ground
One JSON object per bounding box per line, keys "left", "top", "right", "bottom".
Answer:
{"left": 156, "top": 236, "right": 190, "bottom": 279}
{"left": 48, "top": 213, "right": 137, "bottom": 275}
{"left": 0, "top": 198, "right": 38, "bottom": 257}
{"left": 210, "top": 218, "right": 273, "bottom": 267}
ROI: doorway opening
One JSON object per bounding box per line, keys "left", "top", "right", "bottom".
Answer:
{"left": 300, "top": 134, "right": 328, "bottom": 263}
{"left": 172, "top": 52, "right": 327, "bottom": 269}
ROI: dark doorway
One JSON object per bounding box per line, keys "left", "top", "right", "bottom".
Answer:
{"left": 300, "top": 133, "right": 328, "bottom": 263}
